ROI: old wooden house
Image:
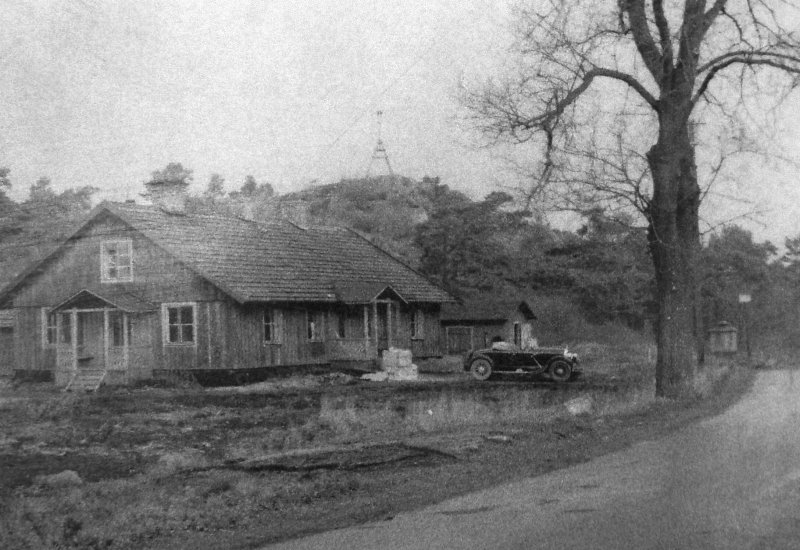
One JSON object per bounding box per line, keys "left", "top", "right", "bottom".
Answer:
{"left": 440, "top": 299, "right": 537, "bottom": 355}
{"left": 0, "top": 189, "right": 453, "bottom": 387}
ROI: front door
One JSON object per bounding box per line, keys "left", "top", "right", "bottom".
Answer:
{"left": 77, "top": 312, "right": 104, "bottom": 369}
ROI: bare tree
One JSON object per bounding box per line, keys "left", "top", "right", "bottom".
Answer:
{"left": 463, "top": 1, "right": 800, "bottom": 397}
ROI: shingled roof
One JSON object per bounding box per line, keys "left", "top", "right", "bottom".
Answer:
{"left": 1, "top": 202, "right": 453, "bottom": 305}
{"left": 441, "top": 298, "right": 536, "bottom": 322}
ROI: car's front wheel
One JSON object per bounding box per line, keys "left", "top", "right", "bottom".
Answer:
{"left": 547, "top": 358, "right": 573, "bottom": 383}
{"left": 470, "top": 358, "right": 493, "bottom": 381}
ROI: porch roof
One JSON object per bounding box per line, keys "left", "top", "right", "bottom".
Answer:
{"left": 332, "top": 282, "right": 408, "bottom": 304}
{"left": 51, "top": 289, "right": 157, "bottom": 313}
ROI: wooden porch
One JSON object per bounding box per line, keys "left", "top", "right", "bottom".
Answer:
{"left": 50, "top": 289, "right": 154, "bottom": 387}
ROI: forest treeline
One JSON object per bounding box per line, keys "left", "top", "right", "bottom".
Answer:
{"left": 0, "top": 167, "right": 798, "bottom": 350}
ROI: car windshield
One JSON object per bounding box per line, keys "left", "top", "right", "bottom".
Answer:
{"left": 490, "top": 341, "right": 515, "bottom": 351}
{"left": 490, "top": 341, "right": 546, "bottom": 352}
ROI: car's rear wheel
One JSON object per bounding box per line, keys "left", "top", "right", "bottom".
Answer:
{"left": 470, "top": 358, "right": 493, "bottom": 381}
{"left": 548, "top": 359, "right": 572, "bottom": 383}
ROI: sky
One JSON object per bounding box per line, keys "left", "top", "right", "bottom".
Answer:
{"left": 1, "top": 0, "right": 799, "bottom": 246}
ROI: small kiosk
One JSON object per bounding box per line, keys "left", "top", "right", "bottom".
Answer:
{"left": 708, "top": 321, "right": 738, "bottom": 354}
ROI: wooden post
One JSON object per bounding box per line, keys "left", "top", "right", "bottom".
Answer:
{"left": 123, "top": 313, "right": 130, "bottom": 378}
{"left": 103, "top": 309, "right": 109, "bottom": 370}
{"left": 55, "top": 312, "right": 61, "bottom": 348}
{"left": 373, "top": 301, "right": 378, "bottom": 352}
{"left": 363, "top": 305, "right": 369, "bottom": 358}
{"left": 206, "top": 303, "right": 212, "bottom": 369}
{"left": 387, "top": 302, "right": 392, "bottom": 349}
{"left": 219, "top": 302, "right": 226, "bottom": 368}
{"left": 276, "top": 309, "right": 282, "bottom": 364}
{"left": 71, "top": 309, "right": 78, "bottom": 371}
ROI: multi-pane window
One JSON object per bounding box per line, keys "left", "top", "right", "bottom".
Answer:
{"left": 42, "top": 310, "right": 71, "bottom": 346}
{"left": 101, "top": 240, "right": 133, "bottom": 282}
{"left": 263, "top": 308, "right": 281, "bottom": 343}
{"left": 411, "top": 309, "right": 425, "bottom": 339}
{"left": 43, "top": 310, "right": 58, "bottom": 347}
{"left": 307, "top": 310, "right": 323, "bottom": 341}
{"left": 163, "top": 304, "right": 195, "bottom": 345}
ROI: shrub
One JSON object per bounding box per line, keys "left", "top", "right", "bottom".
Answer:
{"left": 149, "top": 450, "right": 208, "bottom": 476}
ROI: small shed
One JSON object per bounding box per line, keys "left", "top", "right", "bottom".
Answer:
{"left": 708, "top": 321, "right": 738, "bottom": 354}
{"left": 440, "top": 299, "right": 537, "bottom": 355}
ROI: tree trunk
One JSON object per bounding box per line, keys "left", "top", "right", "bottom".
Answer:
{"left": 646, "top": 112, "right": 702, "bottom": 399}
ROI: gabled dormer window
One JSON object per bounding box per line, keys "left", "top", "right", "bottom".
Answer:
{"left": 101, "top": 240, "right": 133, "bottom": 282}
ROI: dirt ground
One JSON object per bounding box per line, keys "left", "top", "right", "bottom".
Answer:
{"left": 0, "top": 362, "right": 754, "bottom": 550}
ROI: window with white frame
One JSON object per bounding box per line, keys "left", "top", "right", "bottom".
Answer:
{"left": 411, "top": 309, "right": 425, "bottom": 339}
{"left": 163, "top": 303, "right": 196, "bottom": 345}
{"left": 42, "top": 309, "right": 57, "bottom": 347}
{"left": 101, "top": 240, "right": 133, "bottom": 282}
{"left": 42, "top": 309, "right": 72, "bottom": 347}
{"left": 263, "top": 308, "right": 281, "bottom": 343}
{"left": 307, "top": 310, "right": 324, "bottom": 341}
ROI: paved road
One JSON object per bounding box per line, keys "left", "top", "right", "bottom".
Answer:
{"left": 267, "top": 370, "right": 800, "bottom": 549}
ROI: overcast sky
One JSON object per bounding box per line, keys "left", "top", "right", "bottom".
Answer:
{"left": 1, "top": 1, "right": 799, "bottom": 246}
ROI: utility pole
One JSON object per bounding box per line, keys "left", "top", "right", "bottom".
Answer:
{"left": 738, "top": 293, "right": 751, "bottom": 361}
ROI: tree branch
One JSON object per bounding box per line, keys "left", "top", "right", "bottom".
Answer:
{"left": 535, "top": 68, "right": 658, "bottom": 129}
{"left": 693, "top": 53, "right": 800, "bottom": 103}
{"left": 702, "top": 0, "right": 729, "bottom": 36}
{"left": 676, "top": 0, "right": 714, "bottom": 81}
{"left": 622, "top": 0, "right": 666, "bottom": 82}
{"left": 652, "top": 0, "right": 675, "bottom": 68}
{"left": 697, "top": 49, "right": 800, "bottom": 74}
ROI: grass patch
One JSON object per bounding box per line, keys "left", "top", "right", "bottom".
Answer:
{"left": 0, "top": 337, "right": 756, "bottom": 550}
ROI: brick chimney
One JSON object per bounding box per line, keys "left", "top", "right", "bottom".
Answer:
{"left": 144, "top": 178, "right": 189, "bottom": 215}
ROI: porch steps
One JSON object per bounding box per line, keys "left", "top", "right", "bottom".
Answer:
{"left": 64, "top": 369, "right": 107, "bottom": 392}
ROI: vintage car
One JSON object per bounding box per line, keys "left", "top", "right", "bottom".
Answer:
{"left": 464, "top": 343, "right": 579, "bottom": 382}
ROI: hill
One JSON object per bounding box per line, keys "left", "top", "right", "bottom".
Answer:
{"left": 255, "top": 176, "right": 656, "bottom": 331}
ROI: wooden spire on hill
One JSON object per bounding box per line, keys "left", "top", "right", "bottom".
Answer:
{"left": 366, "top": 110, "right": 394, "bottom": 178}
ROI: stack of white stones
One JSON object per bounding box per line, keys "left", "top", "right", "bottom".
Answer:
{"left": 382, "top": 348, "right": 418, "bottom": 380}
{"left": 362, "top": 348, "right": 419, "bottom": 381}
